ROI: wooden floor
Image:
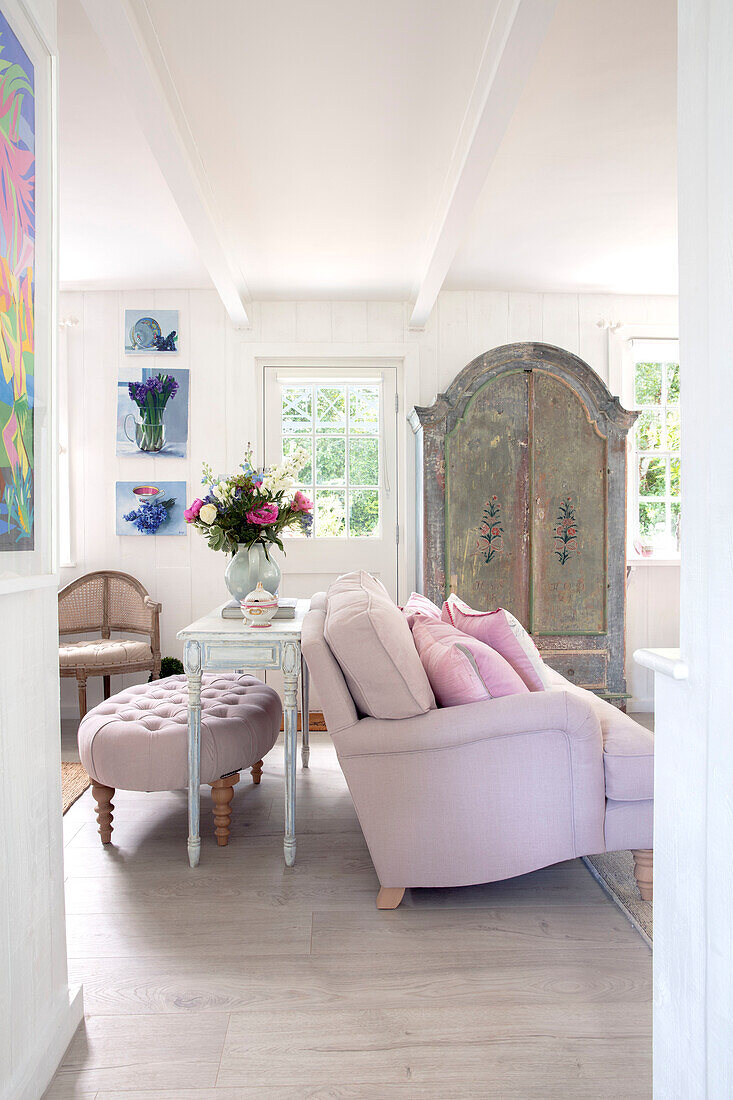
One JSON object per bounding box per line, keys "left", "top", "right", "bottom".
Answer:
{"left": 47, "top": 731, "right": 652, "bottom": 1099}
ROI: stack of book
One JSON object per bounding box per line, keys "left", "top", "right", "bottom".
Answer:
{"left": 221, "top": 598, "right": 297, "bottom": 620}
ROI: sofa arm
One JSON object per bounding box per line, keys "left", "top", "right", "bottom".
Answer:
{"left": 332, "top": 689, "right": 602, "bottom": 759}
{"left": 332, "top": 690, "right": 607, "bottom": 888}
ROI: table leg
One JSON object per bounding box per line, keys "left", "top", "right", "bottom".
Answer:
{"left": 282, "top": 641, "right": 299, "bottom": 866}
{"left": 301, "top": 655, "right": 310, "bottom": 768}
{"left": 184, "top": 640, "right": 202, "bottom": 868}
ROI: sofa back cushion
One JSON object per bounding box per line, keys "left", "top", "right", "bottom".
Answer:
{"left": 442, "top": 595, "right": 550, "bottom": 692}
{"left": 402, "top": 591, "right": 442, "bottom": 629}
{"left": 325, "top": 571, "right": 435, "bottom": 719}
{"left": 412, "top": 618, "right": 529, "bottom": 708}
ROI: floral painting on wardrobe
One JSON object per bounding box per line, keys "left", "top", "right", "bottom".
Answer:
{"left": 0, "top": 13, "right": 35, "bottom": 550}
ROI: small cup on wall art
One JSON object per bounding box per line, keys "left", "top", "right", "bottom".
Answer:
{"left": 116, "top": 482, "right": 187, "bottom": 536}
{"left": 124, "top": 309, "right": 179, "bottom": 354}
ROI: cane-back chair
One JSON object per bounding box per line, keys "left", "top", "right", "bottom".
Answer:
{"left": 59, "top": 571, "right": 162, "bottom": 718}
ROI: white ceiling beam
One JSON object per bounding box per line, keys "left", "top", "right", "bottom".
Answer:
{"left": 78, "top": 0, "right": 251, "bottom": 326}
{"left": 409, "top": 0, "right": 558, "bottom": 330}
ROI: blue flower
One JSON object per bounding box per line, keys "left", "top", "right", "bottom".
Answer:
{"left": 123, "top": 498, "right": 174, "bottom": 534}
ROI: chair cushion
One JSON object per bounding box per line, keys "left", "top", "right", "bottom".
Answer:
{"left": 412, "top": 619, "right": 529, "bottom": 707}
{"left": 324, "top": 571, "right": 435, "bottom": 719}
{"left": 59, "top": 638, "right": 153, "bottom": 669}
{"left": 544, "top": 668, "right": 654, "bottom": 801}
{"left": 77, "top": 674, "right": 282, "bottom": 791}
{"left": 442, "top": 596, "right": 550, "bottom": 692}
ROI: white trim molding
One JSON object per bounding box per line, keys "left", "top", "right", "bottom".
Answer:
{"left": 634, "top": 646, "right": 689, "bottom": 680}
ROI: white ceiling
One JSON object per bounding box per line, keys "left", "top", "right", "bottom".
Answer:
{"left": 58, "top": 0, "right": 208, "bottom": 288}
{"left": 58, "top": 0, "right": 678, "bottom": 299}
{"left": 446, "top": 0, "right": 678, "bottom": 294}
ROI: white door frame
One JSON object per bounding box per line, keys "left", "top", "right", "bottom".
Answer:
{"left": 233, "top": 342, "right": 421, "bottom": 603}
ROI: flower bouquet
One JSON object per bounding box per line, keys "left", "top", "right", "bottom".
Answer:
{"left": 125, "top": 373, "right": 180, "bottom": 453}
{"left": 185, "top": 449, "right": 313, "bottom": 600}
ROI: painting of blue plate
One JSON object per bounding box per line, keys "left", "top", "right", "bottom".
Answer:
{"left": 129, "top": 316, "right": 162, "bottom": 349}
{"left": 125, "top": 309, "right": 180, "bottom": 354}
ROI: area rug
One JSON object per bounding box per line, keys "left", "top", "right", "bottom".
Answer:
{"left": 61, "top": 762, "right": 91, "bottom": 814}
{"left": 583, "top": 851, "right": 652, "bottom": 947}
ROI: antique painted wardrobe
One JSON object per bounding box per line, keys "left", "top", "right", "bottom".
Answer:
{"left": 410, "top": 342, "right": 638, "bottom": 703}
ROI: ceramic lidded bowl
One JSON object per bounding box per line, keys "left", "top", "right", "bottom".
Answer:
{"left": 240, "top": 582, "right": 278, "bottom": 628}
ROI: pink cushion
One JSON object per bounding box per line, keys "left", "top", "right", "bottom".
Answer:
{"left": 325, "top": 571, "right": 435, "bottom": 719}
{"left": 442, "top": 595, "right": 550, "bottom": 692}
{"left": 402, "top": 591, "right": 442, "bottom": 629}
{"left": 411, "top": 619, "right": 529, "bottom": 708}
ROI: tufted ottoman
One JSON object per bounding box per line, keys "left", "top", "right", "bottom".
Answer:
{"left": 78, "top": 673, "right": 282, "bottom": 847}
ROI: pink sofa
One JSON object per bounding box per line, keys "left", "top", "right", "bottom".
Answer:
{"left": 302, "top": 590, "right": 653, "bottom": 909}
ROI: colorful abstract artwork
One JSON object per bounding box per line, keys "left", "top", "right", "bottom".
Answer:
{"left": 0, "top": 13, "right": 34, "bottom": 550}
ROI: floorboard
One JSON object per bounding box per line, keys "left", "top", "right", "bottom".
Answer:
{"left": 46, "top": 731, "right": 652, "bottom": 1098}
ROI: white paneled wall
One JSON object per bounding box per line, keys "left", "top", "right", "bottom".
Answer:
{"left": 59, "top": 289, "right": 679, "bottom": 711}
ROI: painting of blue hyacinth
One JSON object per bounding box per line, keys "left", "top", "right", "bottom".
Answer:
{"left": 124, "top": 309, "right": 179, "bottom": 353}
{"left": 116, "top": 481, "right": 187, "bottom": 536}
{"left": 116, "top": 368, "right": 189, "bottom": 457}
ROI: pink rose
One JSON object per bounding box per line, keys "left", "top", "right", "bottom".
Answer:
{"left": 246, "top": 503, "right": 279, "bottom": 525}
{"left": 291, "top": 491, "right": 313, "bottom": 513}
{"left": 184, "top": 498, "right": 204, "bottom": 523}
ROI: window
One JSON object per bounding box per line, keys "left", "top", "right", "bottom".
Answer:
{"left": 279, "top": 381, "right": 382, "bottom": 538}
{"left": 630, "top": 340, "right": 680, "bottom": 555}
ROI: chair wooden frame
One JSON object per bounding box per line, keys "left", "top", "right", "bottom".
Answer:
{"left": 59, "top": 570, "right": 162, "bottom": 718}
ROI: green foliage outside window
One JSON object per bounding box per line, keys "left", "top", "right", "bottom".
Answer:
{"left": 282, "top": 382, "right": 381, "bottom": 539}
{"left": 633, "top": 357, "right": 681, "bottom": 552}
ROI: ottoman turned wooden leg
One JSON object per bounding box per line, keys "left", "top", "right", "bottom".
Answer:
{"left": 632, "top": 848, "right": 654, "bottom": 902}
{"left": 251, "top": 759, "right": 263, "bottom": 785}
{"left": 92, "top": 783, "right": 115, "bottom": 844}
{"left": 211, "top": 773, "right": 239, "bottom": 845}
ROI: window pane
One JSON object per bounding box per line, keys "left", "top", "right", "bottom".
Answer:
{"left": 671, "top": 502, "right": 681, "bottom": 550}
{"left": 281, "top": 386, "right": 312, "bottom": 434}
{"left": 315, "top": 437, "right": 345, "bottom": 484}
{"left": 349, "top": 437, "right": 379, "bottom": 485}
{"left": 635, "top": 411, "right": 663, "bottom": 450}
{"left": 349, "top": 489, "right": 380, "bottom": 537}
{"left": 349, "top": 385, "right": 379, "bottom": 435}
{"left": 282, "top": 436, "right": 312, "bottom": 483}
{"left": 315, "top": 489, "right": 346, "bottom": 537}
{"left": 667, "top": 363, "right": 680, "bottom": 404}
{"left": 666, "top": 409, "right": 681, "bottom": 450}
{"left": 670, "top": 456, "right": 681, "bottom": 497}
{"left": 638, "top": 456, "right": 666, "bottom": 498}
{"left": 316, "top": 386, "right": 346, "bottom": 434}
{"left": 635, "top": 362, "right": 662, "bottom": 405}
{"left": 639, "top": 502, "right": 666, "bottom": 538}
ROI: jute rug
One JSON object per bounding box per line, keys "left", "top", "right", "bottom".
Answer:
{"left": 61, "top": 762, "right": 91, "bottom": 814}
{"left": 583, "top": 851, "right": 652, "bottom": 947}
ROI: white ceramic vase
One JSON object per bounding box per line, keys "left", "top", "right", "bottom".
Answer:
{"left": 225, "top": 543, "right": 281, "bottom": 602}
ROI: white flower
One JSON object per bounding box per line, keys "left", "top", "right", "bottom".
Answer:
{"left": 212, "top": 481, "right": 232, "bottom": 503}
{"left": 199, "top": 503, "right": 218, "bottom": 525}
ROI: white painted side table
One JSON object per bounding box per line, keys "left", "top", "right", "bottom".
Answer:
{"left": 177, "top": 599, "right": 311, "bottom": 868}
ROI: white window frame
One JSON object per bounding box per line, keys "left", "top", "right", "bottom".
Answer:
{"left": 269, "top": 366, "right": 390, "bottom": 541}
{"left": 616, "top": 330, "right": 681, "bottom": 562}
